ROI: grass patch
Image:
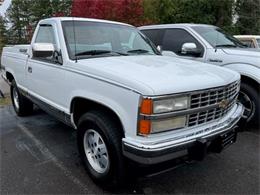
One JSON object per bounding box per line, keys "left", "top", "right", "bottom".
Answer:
{"left": 0, "top": 96, "right": 11, "bottom": 106}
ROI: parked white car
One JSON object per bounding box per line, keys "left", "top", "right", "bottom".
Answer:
{"left": 234, "top": 35, "right": 260, "bottom": 49}
{"left": 1, "top": 18, "right": 243, "bottom": 186}
{"left": 140, "top": 24, "right": 260, "bottom": 124}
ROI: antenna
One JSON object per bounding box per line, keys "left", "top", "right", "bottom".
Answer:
{"left": 72, "top": 17, "right": 78, "bottom": 63}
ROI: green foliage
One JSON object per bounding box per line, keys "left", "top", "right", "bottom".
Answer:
{"left": 0, "top": 16, "right": 7, "bottom": 57}
{"left": 6, "top": 0, "right": 72, "bottom": 44}
{"left": 6, "top": 0, "right": 32, "bottom": 44}
{"left": 144, "top": 0, "right": 236, "bottom": 32}
{"left": 235, "top": 0, "right": 260, "bottom": 35}
{"left": 2, "top": 0, "right": 259, "bottom": 47}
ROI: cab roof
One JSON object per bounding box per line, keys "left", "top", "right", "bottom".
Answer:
{"left": 39, "top": 17, "right": 132, "bottom": 27}
{"left": 139, "top": 23, "right": 216, "bottom": 30}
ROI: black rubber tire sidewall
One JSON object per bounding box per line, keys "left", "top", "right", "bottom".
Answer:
{"left": 10, "top": 80, "right": 33, "bottom": 116}
{"left": 239, "top": 82, "right": 259, "bottom": 125}
{"left": 77, "top": 110, "right": 125, "bottom": 186}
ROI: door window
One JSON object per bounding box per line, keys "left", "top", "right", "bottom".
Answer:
{"left": 141, "top": 29, "right": 164, "bottom": 47}
{"left": 34, "top": 25, "right": 56, "bottom": 62}
{"left": 162, "top": 29, "right": 204, "bottom": 57}
{"left": 35, "top": 25, "right": 56, "bottom": 44}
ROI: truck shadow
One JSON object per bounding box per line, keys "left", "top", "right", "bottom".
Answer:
{"left": 1, "top": 105, "right": 259, "bottom": 194}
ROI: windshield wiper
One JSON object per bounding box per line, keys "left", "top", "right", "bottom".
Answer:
{"left": 75, "top": 50, "right": 128, "bottom": 57}
{"left": 215, "top": 44, "right": 237, "bottom": 48}
{"left": 127, "top": 49, "right": 149, "bottom": 54}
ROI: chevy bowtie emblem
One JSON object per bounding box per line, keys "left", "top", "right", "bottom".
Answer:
{"left": 219, "top": 99, "right": 229, "bottom": 109}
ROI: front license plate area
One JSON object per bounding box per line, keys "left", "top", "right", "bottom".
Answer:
{"left": 209, "top": 129, "right": 237, "bottom": 153}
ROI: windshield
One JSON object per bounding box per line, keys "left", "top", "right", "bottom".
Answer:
{"left": 192, "top": 26, "right": 245, "bottom": 48}
{"left": 257, "top": 39, "right": 260, "bottom": 47}
{"left": 62, "top": 21, "right": 159, "bottom": 60}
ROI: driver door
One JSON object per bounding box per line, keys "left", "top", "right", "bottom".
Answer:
{"left": 26, "top": 23, "right": 67, "bottom": 112}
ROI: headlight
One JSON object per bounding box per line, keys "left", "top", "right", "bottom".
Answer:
{"left": 153, "top": 96, "right": 189, "bottom": 113}
{"left": 151, "top": 116, "right": 187, "bottom": 133}
{"left": 139, "top": 96, "right": 189, "bottom": 135}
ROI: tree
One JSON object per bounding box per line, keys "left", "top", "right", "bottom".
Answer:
{"left": 71, "top": 0, "right": 145, "bottom": 26}
{"left": 0, "top": 16, "right": 7, "bottom": 59}
{"left": 6, "top": 0, "right": 33, "bottom": 44}
{"left": 143, "top": 0, "right": 236, "bottom": 33}
{"left": 6, "top": 0, "right": 72, "bottom": 44}
{"left": 235, "top": 0, "right": 260, "bottom": 34}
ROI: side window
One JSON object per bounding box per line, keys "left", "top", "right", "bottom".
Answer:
{"left": 34, "top": 25, "right": 56, "bottom": 62}
{"left": 141, "top": 29, "right": 164, "bottom": 47}
{"left": 35, "top": 25, "right": 56, "bottom": 44}
{"left": 162, "top": 29, "right": 204, "bottom": 57}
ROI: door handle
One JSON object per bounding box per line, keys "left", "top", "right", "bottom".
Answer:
{"left": 28, "top": 66, "right": 32, "bottom": 73}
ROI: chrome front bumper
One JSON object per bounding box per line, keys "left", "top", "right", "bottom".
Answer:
{"left": 123, "top": 103, "right": 244, "bottom": 165}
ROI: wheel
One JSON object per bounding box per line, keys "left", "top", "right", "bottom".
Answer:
{"left": 11, "top": 80, "right": 33, "bottom": 116}
{"left": 77, "top": 110, "right": 126, "bottom": 187}
{"left": 238, "top": 82, "right": 259, "bottom": 125}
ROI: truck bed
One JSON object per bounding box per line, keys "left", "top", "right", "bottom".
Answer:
{"left": 3, "top": 45, "right": 30, "bottom": 55}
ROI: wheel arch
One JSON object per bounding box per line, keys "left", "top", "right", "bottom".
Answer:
{"left": 70, "top": 97, "right": 126, "bottom": 137}
{"left": 224, "top": 63, "right": 260, "bottom": 84}
{"left": 240, "top": 75, "right": 260, "bottom": 90}
{"left": 6, "top": 71, "right": 15, "bottom": 83}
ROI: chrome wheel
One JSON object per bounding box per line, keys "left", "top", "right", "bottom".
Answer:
{"left": 239, "top": 91, "right": 255, "bottom": 121}
{"left": 13, "top": 87, "right": 19, "bottom": 110}
{"left": 83, "top": 129, "right": 109, "bottom": 173}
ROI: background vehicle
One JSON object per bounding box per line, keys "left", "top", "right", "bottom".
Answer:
{"left": 1, "top": 18, "right": 243, "bottom": 186}
{"left": 234, "top": 35, "right": 260, "bottom": 49}
{"left": 140, "top": 24, "right": 260, "bottom": 125}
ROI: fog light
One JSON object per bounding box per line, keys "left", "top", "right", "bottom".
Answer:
{"left": 151, "top": 116, "right": 187, "bottom": 133}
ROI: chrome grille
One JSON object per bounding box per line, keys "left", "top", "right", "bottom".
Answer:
{"left": 188, "top": 81, "right": 240, "bottom": 127}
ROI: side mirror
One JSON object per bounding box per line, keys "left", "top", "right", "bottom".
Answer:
{"left": 157, "top": 45, "right": 162, "bottom": 53}
{"left": 162, "top": 50, "right": 178, "bottom": 57}
{"left": 32, "top": 43, "right": 54, "bottom": 58}
{"left": 181, "top": 42, "right": 201, "bottom": 57}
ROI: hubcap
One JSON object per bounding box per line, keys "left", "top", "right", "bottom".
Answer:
{"left": 83, "top": 129, "right": 109, "bottom": 173}
{"left": 238, "top": 91, "right": 255, "bottom": 121}
{"left": 13, "top": 87, "right": 19, "bottom": 110}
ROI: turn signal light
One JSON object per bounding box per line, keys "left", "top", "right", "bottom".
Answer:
{"left": 140, "top": 98, "right": 153, "bottom": 114}
{"left": 139, "top": 120, "right": 151, "bottom": 135}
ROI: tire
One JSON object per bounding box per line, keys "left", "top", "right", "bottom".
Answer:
{"left": 11, "top": 80, "right": 34, "bottom": 116}
{"left": 77, "top": 110, "right": 126, "bottom": 187}
{"left": 239, "top": 82, "right": 259, "bottom": 125}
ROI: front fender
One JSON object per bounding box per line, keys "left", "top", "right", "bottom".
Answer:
{"left": 68, "top": 87, "right": 141, "bottom": 138}
{"left": 223, "top": 63, "right": 260, "bottom": 84}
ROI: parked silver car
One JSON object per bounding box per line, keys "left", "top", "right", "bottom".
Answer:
{"left": 140, "top": 24, "right": 260, "bottom": 125}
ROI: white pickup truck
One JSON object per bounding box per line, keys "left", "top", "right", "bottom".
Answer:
{"left": 140, "top": 24, "right": 260, "bottom": 125}
{"left": 1, "top": 18, "right": 243, "bottom": 186}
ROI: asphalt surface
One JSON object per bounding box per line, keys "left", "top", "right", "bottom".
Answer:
{"left": 0, "top": 74, "right": 9, "bottom": 97}
{"left": 0, "top": 105, "right": 260, "bottom": 194}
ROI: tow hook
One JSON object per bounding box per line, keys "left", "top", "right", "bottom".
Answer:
{"left": 188, "top": 138, "right": 208, "bottom": 161}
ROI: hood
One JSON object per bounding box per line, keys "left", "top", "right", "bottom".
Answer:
{"left": 75, "top": 55, "right": 240, "bottom": 95}
{"left": 222, "top": 48, "right": 260, "bottom": 58}
{"left": 221, "top": 48, "right": 260, "bottom": 68}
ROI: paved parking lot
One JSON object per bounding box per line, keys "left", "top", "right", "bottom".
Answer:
{"left": 0, "top": 105, "right": 259, "bottom": 194}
